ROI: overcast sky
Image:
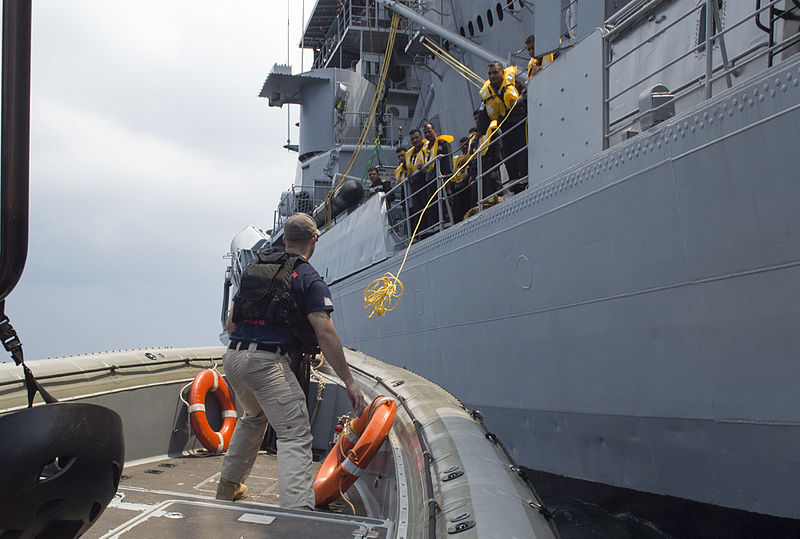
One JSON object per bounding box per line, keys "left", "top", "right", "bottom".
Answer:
{"left": 6, "top": 2, "right": 311, "bottom": 361}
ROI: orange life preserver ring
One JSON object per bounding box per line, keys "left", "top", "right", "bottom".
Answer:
{"left": 313, "top": 395, "right": 397, "bottom": 506}
{"left": 188, "top": 369, "right": 237, "bottom": 453}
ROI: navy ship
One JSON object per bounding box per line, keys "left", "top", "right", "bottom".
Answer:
{"left": 234, "top": 0, "right": 800, "bottom": 533}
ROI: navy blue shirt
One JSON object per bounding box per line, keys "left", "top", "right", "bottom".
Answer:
{"left": 231, "top": 255, "right": 333, "bottom": 352}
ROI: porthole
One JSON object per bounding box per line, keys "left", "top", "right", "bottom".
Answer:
{"left": 477, "top": 15, "right": 484, "bottom": 32}
{"left": 468, "top": 20, "right": 474, "bottom": 36}
{"left": 487, "top": 9, "right": 494, "bottom": 26}
{"left": 459, "top": 26, "right": 465, "bottom": 37}
{"left": 496, "top": 3, "right": 504, "bottom": 21}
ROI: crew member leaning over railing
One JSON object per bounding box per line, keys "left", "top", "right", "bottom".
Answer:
{"left": 477, "top": 61, "right": 528, "bottom": 194}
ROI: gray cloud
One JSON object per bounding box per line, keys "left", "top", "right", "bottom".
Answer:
{"left": 5, "top": 1, "right": 308, "bottom": 361}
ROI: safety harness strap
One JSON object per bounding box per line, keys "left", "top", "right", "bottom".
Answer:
{"left": 0, "top": 300, "right": 57, "bottom": 407}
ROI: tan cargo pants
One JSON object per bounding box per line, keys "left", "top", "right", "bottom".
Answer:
{"left": 220, "top": 343, "right": 314, "bottom": 510}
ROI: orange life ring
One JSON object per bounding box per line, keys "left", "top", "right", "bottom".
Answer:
{"left": 313, "top": 396, "right": 397, "bottom": 505}
{"left": 188, "top": 369, "right": 237, "bottom": 453}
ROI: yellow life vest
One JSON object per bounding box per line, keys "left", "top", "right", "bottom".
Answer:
{"left": 422, "top": 134, "right": 454, "bottom": 172}
{"left": 404, "top": 143, "right": 427, "bottom": 174}
{"left": 527, "top": 53, "right": 555, "bottom": 78}
{"left": 451, "top": 154, "right": 469, "bottom": 183}
{"left": 480, "top": 120, "right": 499, "bottom": 156}
{"left": 479, "top": 66, "right": 519, "bottom": 121}
{"left": 393, "top": 163, "right": 407, "bottom": 184}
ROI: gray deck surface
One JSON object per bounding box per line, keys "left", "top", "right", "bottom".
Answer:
{"left": 86, "top": 453, "right": 390, "bottom": 538}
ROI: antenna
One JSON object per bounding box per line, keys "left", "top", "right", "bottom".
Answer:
{"left": 286, "top": 0, "right": 291, "bottom": 147}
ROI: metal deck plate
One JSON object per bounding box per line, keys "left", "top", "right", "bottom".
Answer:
{"left": 86, "top": 453, "right": 390, "bottom": 538}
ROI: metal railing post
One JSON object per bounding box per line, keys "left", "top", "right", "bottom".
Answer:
{"left": 435, "top": 156, "right": 444, "bottom": 230}
{"left": 602, "top": 33, "right": 610, "bottom": 149}
{"left": 403, "top": 181, "right": 412, "bottom": 240}
{"left": 704, "top": 0, "right": 713, "bottom": 99}
{"left": 476, "top": 151, "right": 484, "bottom": 211}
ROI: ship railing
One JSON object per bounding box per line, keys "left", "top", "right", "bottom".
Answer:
{"left": 337, "top": 111, "right": 404, "bottom": 147}
{"left": 382, "top": 116, "right": 530, "bottom": 244}
{"left": 271, "top": 184, "right": 332, "bottom": 240}
{"left": 473, "top": 115, "right": 529, "bottom": 211}
{"left": 312, "top": 0, "right": 401, "bottom": 70}
{"left": 382, "top": 158, "right": 451, "bottom": 244}
{"left": 602, "top": 0, "right": 800, "bottom": 147}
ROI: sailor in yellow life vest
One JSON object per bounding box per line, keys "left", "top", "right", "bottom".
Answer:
{"left": 404, "top": 129, "right": 427, "bottom": 175}
{"left": 477, "top": 61, "right": 528, "bottom": 194}
{"left": 524, "top": 34, "right": 555, "bottom": 80}
{"left": 414, "top": 122, "right": 453, "bottom": 234}
{"left": 449, "top": 136, "right": 473, "bottom": 223}
{"left": 393, "top": 146, "right": 408, "bottom": 185}
{"left": 405, "top": 129, "right": 428, "bottom": 228}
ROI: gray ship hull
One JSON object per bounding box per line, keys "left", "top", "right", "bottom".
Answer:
{"left": 324, "top": 52, "right": 800, "bottom": 519}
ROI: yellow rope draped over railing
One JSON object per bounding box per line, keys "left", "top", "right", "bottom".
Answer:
{"left": 363, "top": 96, "right": 524, "bottom": 318}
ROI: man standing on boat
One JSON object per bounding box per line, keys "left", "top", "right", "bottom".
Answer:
{"left": 217, "top": 213, "right": 365, "bottom": 510}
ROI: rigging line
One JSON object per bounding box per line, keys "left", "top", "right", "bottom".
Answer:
{"left": 286, "top": 0, "right": 291, "bottom": 147}
{"left": 423, "top": 36, "right": 485, "bottom": 83}
{"left": 422, "top": 38, "right": 483, "bottom": 82}
{"left": 421, "top": 37, "right": 485, "bottom": 85}
{"left": 421, "top": 42, "right": 483, "bottom": 88}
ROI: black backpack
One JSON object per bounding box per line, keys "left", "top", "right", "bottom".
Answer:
{"left": 231, "top": 250, "right": 318, "bottom": 354}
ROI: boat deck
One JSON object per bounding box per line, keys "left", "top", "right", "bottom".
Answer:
{"left": 87, "top": 453, "right": 392, "bottom": 538}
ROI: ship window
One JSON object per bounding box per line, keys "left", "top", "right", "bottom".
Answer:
{"left": 459, "top": 26, "right": 466, "bottom": 37}
{"left": 507, "top": 0, "right": 515, "bottom": 13}
{"left": 468, "top": 20, "right": 475, "bottom": 36}
{"left": 477, "top": 15, "right": 484, "bottom": 32}
{"left": 487, "top": 9, "right": 494, "bottom": 27}
{"left": 496, "top": 3, "right": 504, "bottom": 21}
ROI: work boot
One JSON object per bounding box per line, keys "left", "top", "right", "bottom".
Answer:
{"left": 216, "top": 477, "right": 248, "bottom": 501}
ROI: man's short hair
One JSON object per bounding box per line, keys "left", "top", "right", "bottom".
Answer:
{"left": 473, "top": 109, "right": 480, "bottom": 116}
{"left": 422, "top": 121, "right": 435, "bottom": 131}
{"left": 284, "top": 213, "right": 320, "bottom": 241}
{"left": 459, "top": 137, "right": 468, "bottom": 144}
{"left": 487, "top": 60, "right": 504, "bottom": 70}
{"left": 468, "top": 127, "right": 477, "bottom": 134}
{"left": 409, "top": 128, "right": 421, "bottom": 137}
{"left": 525, "top": 34, "right": 535, "bottom": 46}
{"left": 396, "top": 146, "right": 407, "bottom": 153}
{"left": 367, "top": 167, "right": 379, "bottom": 174}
